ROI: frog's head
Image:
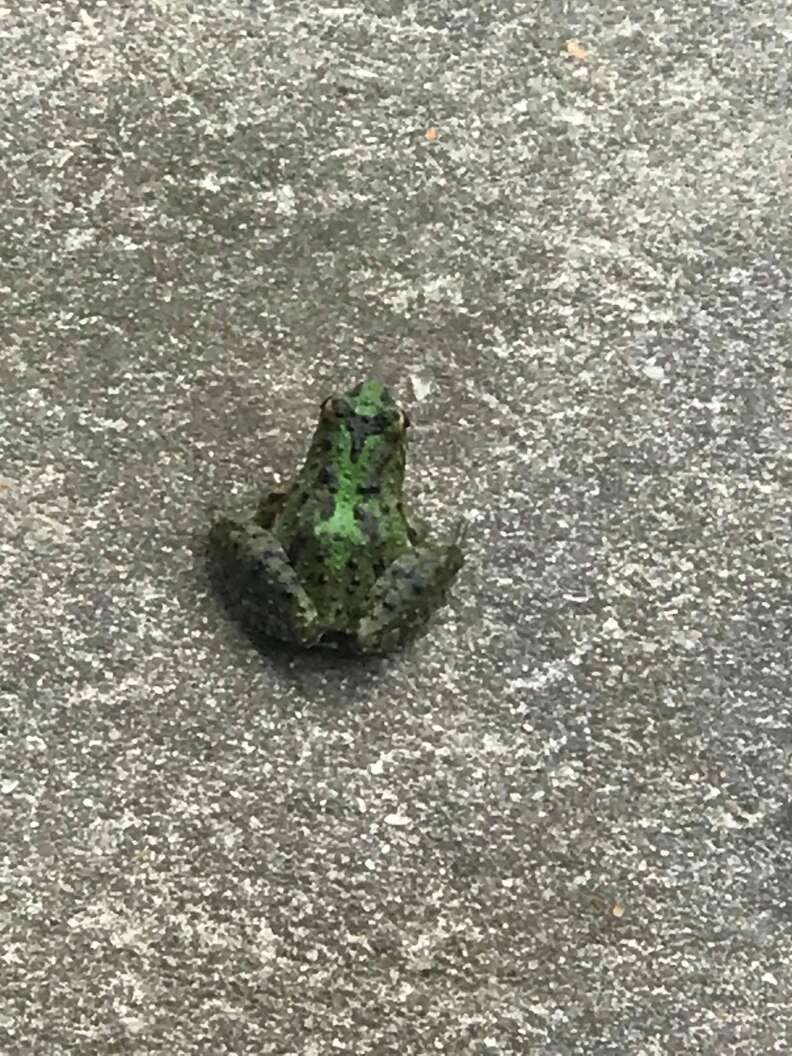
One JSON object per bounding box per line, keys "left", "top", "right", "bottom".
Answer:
{"left": 295, "top": 380, "right": 411, "bottom": 506}
{"left": 317, "top": 380, "right": 410, "bottom": 464}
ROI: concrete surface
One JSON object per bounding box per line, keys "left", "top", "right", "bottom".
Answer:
{"left": 1, "top": 1, "right": 791, "bottom": 1053}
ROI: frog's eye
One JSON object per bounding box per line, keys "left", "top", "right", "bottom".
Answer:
{"left": 320, "top": 396, "right": 345, "bottom": 420}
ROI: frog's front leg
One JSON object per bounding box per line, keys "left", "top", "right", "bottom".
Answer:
{"left": 209, "top": 515, "right": 323, "bottom": 647}
{"left": 356, "top": 533, "right": 465, "bottom": 654}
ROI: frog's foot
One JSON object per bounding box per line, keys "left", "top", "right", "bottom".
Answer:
{"left": 356, "top": 537, "right": 464, "bottom": 654}
{"left": 256, "top": 491, "right": 288, "bottom": 530}
{"left": 209, "top": 516, "right": 323, "bottom": 647}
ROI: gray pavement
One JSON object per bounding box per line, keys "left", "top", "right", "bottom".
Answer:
{"left": 1, "top": 2, "right": 791, "bottom": 1053}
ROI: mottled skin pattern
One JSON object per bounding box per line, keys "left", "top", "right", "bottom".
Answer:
{"left": 209, "top": 380, "right": 464, "bottom": 653}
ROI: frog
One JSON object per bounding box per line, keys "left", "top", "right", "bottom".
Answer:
{"left": 209, "top": 379, "right": 464, "bottom": 654}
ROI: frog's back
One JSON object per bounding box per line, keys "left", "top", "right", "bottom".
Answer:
{"left": 269, "top": 379, "right": 415, "bottom": 634}
{"left": 276, "top": 491, "right": 409, "bottom": 631}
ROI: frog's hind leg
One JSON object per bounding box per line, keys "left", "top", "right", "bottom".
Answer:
{"left": 356, "top": 538, "right": 464, "bottom": 654}
{"left": 209, "top": 516, "right": 323, "bottom": 647}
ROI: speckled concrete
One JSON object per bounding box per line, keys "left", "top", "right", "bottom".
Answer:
{"left": 1, "top": 2, "right": 791, "bottom": 1053}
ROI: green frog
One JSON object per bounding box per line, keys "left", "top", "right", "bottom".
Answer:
{"left": 209, "top": 379, "right": 464, "bottom": 653}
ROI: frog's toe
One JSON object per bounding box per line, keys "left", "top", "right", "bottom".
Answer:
{"left": 355, "top": 619, "right": 412, "bottom": 654}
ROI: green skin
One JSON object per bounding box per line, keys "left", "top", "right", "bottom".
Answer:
{"left": 209, "top": 380, "right": 464, "bottom": 653}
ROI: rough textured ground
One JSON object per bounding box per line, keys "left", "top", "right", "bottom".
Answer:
{"left": 1, "top": 2, "right": 791, "bottom": 1053}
